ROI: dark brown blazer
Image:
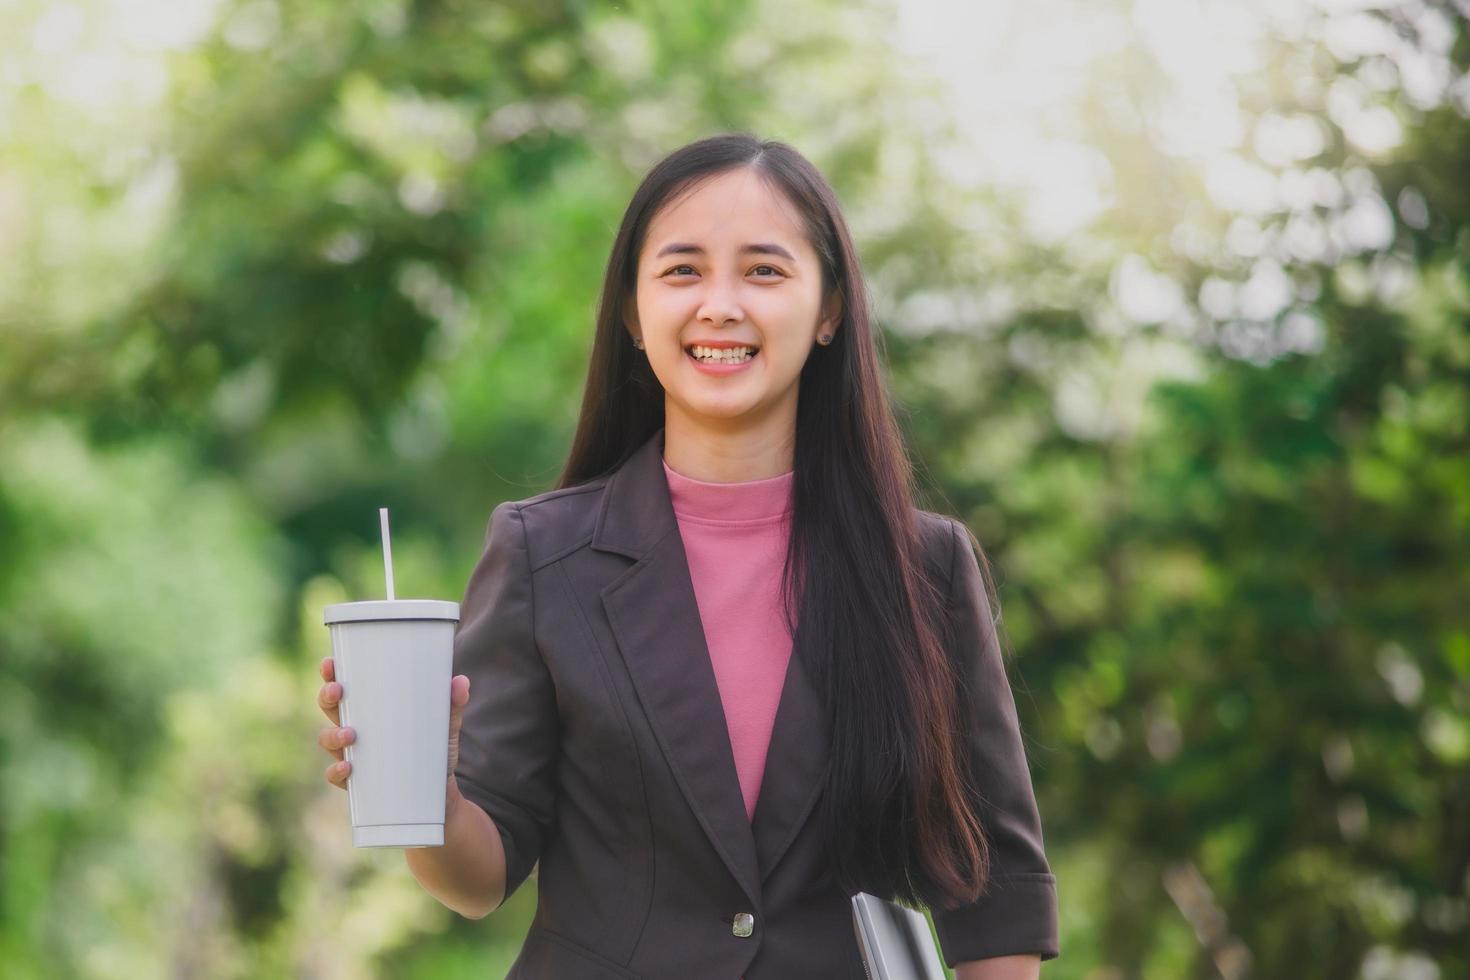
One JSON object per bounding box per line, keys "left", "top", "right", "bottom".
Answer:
{"left": 452, "top": 427, "right": 1058, "bottom": 978}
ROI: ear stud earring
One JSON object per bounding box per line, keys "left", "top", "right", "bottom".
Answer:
{"left": 817, "top": 334, "right": 833, "bottom": 346}
{"left": 633, "top": 337, "right": 644, "bottom": 350}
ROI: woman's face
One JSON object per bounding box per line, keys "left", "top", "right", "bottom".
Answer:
{"left": 627, "top": 167, "right": 841, "bottom": 434}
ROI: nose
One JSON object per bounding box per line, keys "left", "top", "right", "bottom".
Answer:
{"left": 696, "top": 276, "right": 745, "bottom": 327}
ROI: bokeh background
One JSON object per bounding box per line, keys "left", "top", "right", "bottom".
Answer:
{"left": 3, "top": 0, "right": 1468, "bottom": 976}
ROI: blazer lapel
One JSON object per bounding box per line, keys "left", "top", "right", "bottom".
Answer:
{"left": 749, "top": 635, "right": 830, "bottom": 882}
{"left": 595, "top": 428, "right": 765, "bottom": 907}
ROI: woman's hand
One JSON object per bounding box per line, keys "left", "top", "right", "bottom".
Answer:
{"left": 317, "top": 656, "right": 355, "bottom": 789}
{"left": 444, "top": 672, "right": 472, "bottom": 779}
{"left": 953, "top": 955, "right": 1042, "bottom": 980}
{"left": 316, "top": 657, "right": 473, "bottom": 790}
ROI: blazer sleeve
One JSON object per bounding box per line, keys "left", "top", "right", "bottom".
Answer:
{"left": 931, "top": 516, "right": 1060, "bottom": 965}
{"left": 452, "top": 500, "right": 560, "bottom": 912}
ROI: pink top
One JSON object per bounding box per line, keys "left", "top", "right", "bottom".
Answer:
{"left": 662, "top": 456, "right": 796, "bottom": 822}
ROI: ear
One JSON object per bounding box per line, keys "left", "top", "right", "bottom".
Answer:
{"left": 623, "top": 294, "right": 640, "bottom": 339}
{"left": 820, "top": 290, "right": 843, "bottom": 336}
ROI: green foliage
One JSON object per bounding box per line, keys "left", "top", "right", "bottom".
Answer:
{"left": 2, "top": 0, "right": 1468, "bottom": 976}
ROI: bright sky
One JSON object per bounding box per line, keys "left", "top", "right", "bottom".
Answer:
{"left": 890, "top": 0, "right": 1458, "bottom": 245}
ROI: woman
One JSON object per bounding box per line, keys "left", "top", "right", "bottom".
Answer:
{"left": 316, "top": 133, "right": 1059, "bottom": 978}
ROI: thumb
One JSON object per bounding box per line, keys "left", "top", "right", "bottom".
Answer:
{"left": 446, "top": 674, "right": 471, "bottom": 779}
{"left": 448, "top": 674, "right": 471, "bottom": 735}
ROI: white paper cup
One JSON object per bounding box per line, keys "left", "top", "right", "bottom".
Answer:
{"left": 323, "top": 599, "right": 460, "bottom": 847}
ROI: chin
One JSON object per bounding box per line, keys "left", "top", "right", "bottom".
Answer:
{"left": 688, "top": 404, "right": 758, "bottom": 422}
{"left": 674, "top": 395, "right": 762, "bottom": 421}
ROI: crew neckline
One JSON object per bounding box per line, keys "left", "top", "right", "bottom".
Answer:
{"left": 661, "top": 456, "right": 794, "bottom": 524}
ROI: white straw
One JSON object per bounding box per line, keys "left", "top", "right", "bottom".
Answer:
{"left": 379, "top": 507, "right": 396, "bottom": 601}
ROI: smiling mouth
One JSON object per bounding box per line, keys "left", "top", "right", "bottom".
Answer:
{"left": 684, "top": 345, "right": 761, "bottom": 365}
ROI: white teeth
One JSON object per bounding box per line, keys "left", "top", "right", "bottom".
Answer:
{"left": 690, "top": 345, "right": 754, "bottom": 363}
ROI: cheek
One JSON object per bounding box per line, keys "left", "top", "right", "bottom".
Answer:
{"left": 762, "top": 338, "right": 815, "bottom": 375}
{"left": 639, "top": 290, "right": 689, "bottom": 327}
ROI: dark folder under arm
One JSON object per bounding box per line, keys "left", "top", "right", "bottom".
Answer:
{"left": 850, "top": 892, "right": 948, "bottom": 980}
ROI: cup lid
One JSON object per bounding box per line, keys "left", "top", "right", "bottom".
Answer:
{"left": 324, "top": 599, "right": 460, "bottom": 625}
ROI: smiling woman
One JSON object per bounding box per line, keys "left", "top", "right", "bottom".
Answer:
{"left": 325, "top": 132, "right": 1059, "bottom": 979}
{"left": 623, "top": 166, "right": 842, "bottom": 472}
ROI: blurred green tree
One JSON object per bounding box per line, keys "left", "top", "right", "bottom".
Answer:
{"left": 1, "top": 0, "right": 1467, "bottom": 976}
{"left": 895, "top": 3, "right": 1470, "bottom": 976}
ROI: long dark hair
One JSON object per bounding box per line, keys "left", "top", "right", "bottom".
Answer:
{"left": 557, "top": 132, "right": 991, "bottom": 909}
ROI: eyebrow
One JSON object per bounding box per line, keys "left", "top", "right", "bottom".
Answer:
{"left": 653, "top": 242, "right": 798, "bottom": 262}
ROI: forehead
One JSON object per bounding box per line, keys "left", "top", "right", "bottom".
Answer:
{"left": 643, "top": 168, "right": 809, "bottom": 256}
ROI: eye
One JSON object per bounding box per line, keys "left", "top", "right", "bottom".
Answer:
{"left": 658, "top": 264, "right": 785, "bottom": 279}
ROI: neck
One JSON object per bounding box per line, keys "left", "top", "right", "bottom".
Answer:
{"left": 662, "top": 407, "right": 795, "bottom": 483}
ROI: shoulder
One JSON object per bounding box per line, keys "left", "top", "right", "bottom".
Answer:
{"left": 491, "top": 478, "right": 611, "bottom": 570}
{"left": 915, "top": 508, "right": 965, "bottom": 591}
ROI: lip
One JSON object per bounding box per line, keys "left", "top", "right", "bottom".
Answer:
{"left": 686, "top": 347, "right": 759, "bottom": 374}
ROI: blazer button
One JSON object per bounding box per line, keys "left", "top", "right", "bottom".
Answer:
{"left": 732, "top": 912, "right": 755, "bottom": 937}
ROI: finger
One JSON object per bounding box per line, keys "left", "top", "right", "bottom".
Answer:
{"left": 320, "top": 656, "right": 335, "bottom": 682}
{"left": 325, "top": 759, "right": 351, "bottom": 790}
{"left": 317, "top": 724, "right": 355, "bottom": 761}
{"left": 318, "top": 681, "right": 342, "bottom": 726}
{"left": 448, "top": 674, "right": 471, "bottom": 734}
